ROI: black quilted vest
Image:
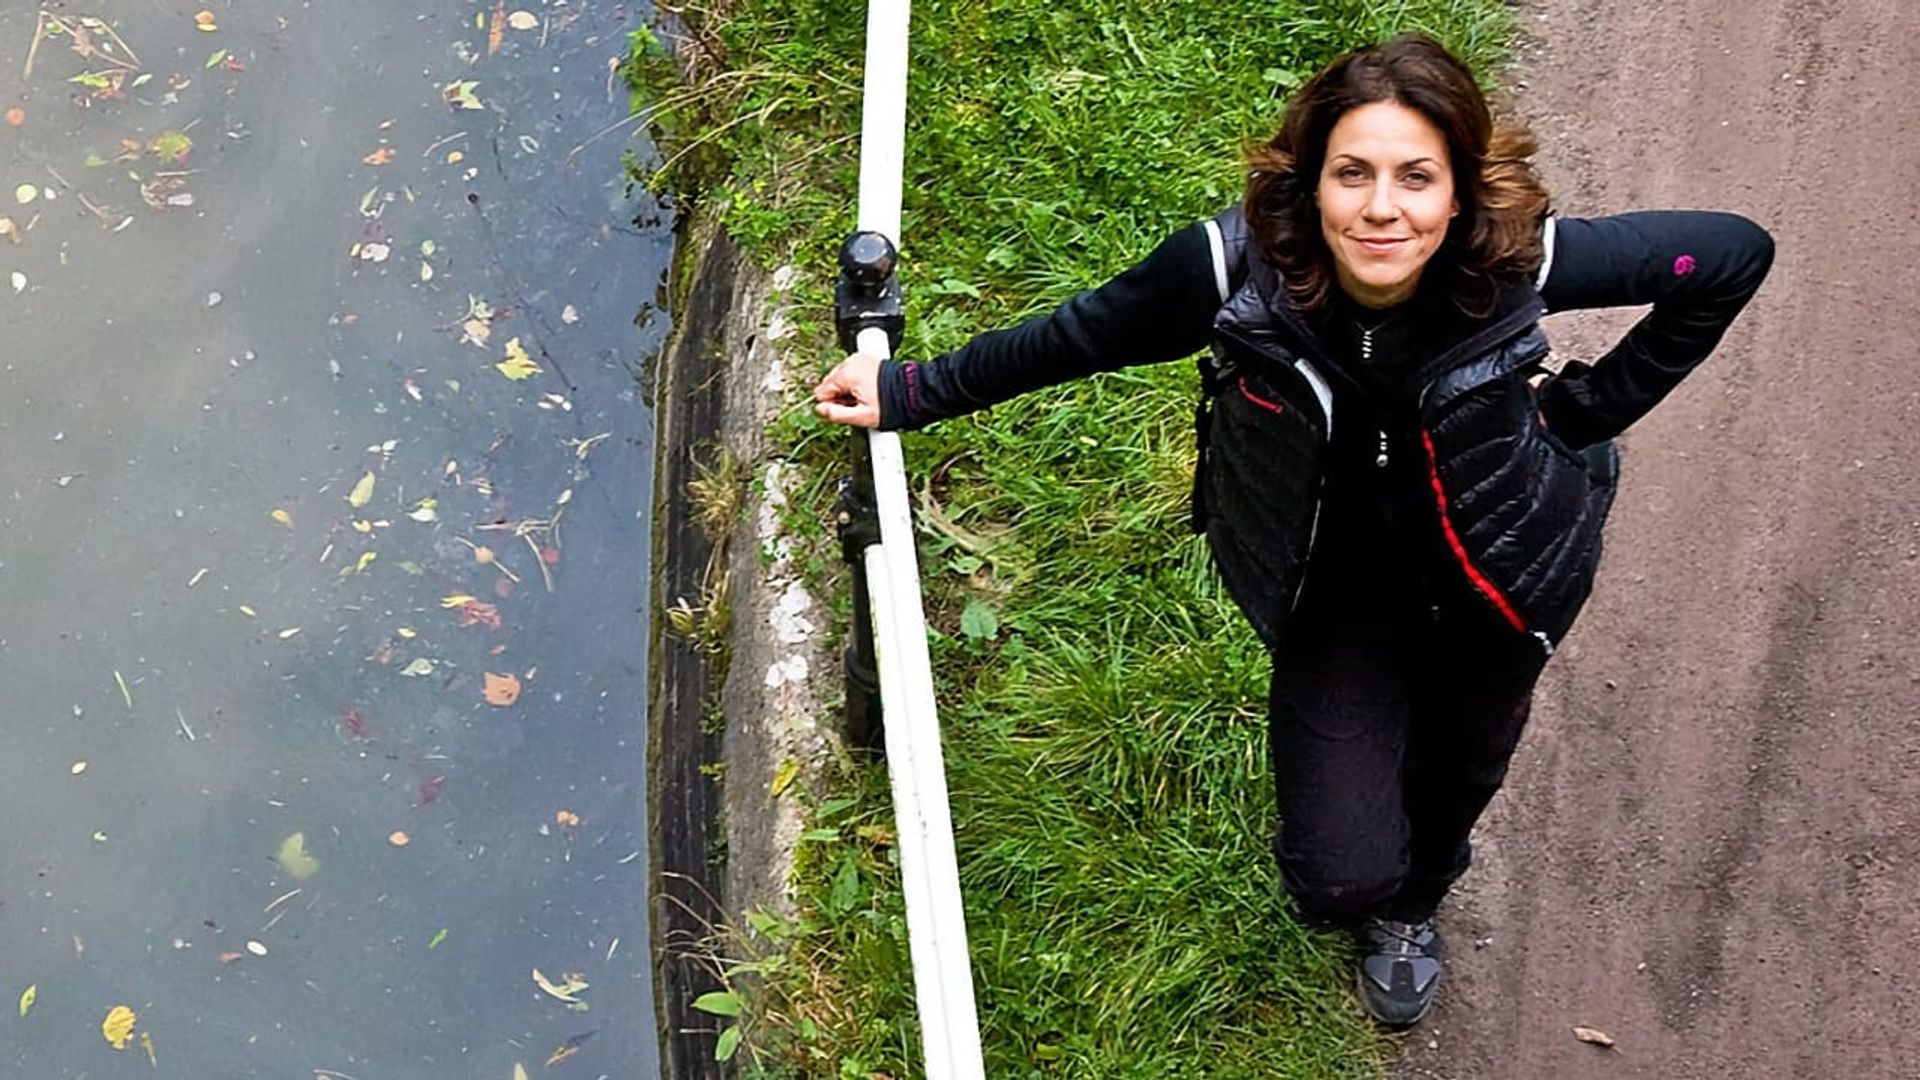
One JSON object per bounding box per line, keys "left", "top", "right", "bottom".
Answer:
{"left": 1193, "top": 209, "right": 1618, "bottom": 655}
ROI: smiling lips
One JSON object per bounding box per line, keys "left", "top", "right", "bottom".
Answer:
{"left": 1352, "top": 236, "right": 1411, "bottom": 255}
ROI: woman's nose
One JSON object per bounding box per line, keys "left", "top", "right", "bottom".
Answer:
{"left": 1363, "top": 179, "right": 1399, "bottom": 222}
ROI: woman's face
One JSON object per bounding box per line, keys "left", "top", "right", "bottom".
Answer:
{"left": 1316, "top": 100, "right": 1459, "bottom": 308}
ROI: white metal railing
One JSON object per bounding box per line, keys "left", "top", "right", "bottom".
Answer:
{"left": 845, "top": 2, "right": 987, "bottom": 1076}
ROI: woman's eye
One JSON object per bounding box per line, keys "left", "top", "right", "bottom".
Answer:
{"left": 1403, "top": 171, "right": 1430, "bottom": 186}
{"left": 1337, "top": 166, "right": 1366, "bottom": 182}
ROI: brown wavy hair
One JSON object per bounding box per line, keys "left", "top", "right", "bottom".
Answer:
{"left": 1244, "top": 33, "right": 1549, "bottom": 311}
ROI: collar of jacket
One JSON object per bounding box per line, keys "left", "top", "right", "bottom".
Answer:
{"left": 1223, "top": 244, "right": 1546, "bottom": 403}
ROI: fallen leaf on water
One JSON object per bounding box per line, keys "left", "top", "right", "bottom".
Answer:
{"left": 514, "top": 1064, "right": 529, "bottom": 1080}
{"left": 187, "top": 567, "right": 210, "bottom": 588}
{"left": 14, "top": 184, "right": 35, "bottom": 205}
{"left": 554, "top": 809, "right": 580, "bottom": 828}
{"left": 456, "top": 600, "right": 502, "bottom": 629}
{"left": 18, "top": 984, "right": 34, "bottom": 1018}
{"left": 205, "top": 48, "right": 227, "bottom": 69}
{"left": 417, "top": 774, "right": 446, "bottom": 806}
{"left": 0, "top": 217, "right": 17, "bottom": 243}
{"left": 496, "top": 337, "right": 542, "bottom": 380}
{"left": 389, "top": 830, "right": 410, "bottom": 846}
{"left": 443, "top": 80, "right": 483, "bottom": 111}
{"left": 193, "top": 10, "right": 218, "bottom": 31}
{"left": 560, "top": 303, "right": 580, "bottom": 324}
{"left": 440, "top": 593, "right": 478, "bottom": 608}
{"left": 532, "top": 968, "right": 589, "bottom": 1004}
{"left": 341, "top": 708, "right": 369, "bottom": 738}
{"left": 395, "top": 626, "right": 417, "bottom": 639}
{"left": 508, "top": 10, "right": 539, "bottom": 30}
{"left": 140, "top": 1031, "right": 157, "bottom": 1066}
{"left": 428, "top": 927, "right": 448, "bottom": 949}
{"left": 238, "top": 605, "right": 258, "bottom": 618}
{"left": 483, "top": 671, "right": 521, "bottom": 706}
{"left": 340, "top": 550, "right": 378, "bottom": 577}
{"left": 400, "top": 657, "right": 436, "bottom": 677}
{"left": 363, "top": 147, "right": 396, "bottom": 166}
{"left": 487, "top": 0, "right": 506, "bottom": 55}
{"left": 277, "top": 626, "right": 301, "bottom": 640}
{"left": 245, "top": 940, "right": 268, "bottom": 956}
{"left": 149, "top": 130, "right": 193, "bottom": 164}
{"left": 1572, "top": 1026, "right": 1616, "bottom": 1048}
{"left": 270, "top": 508, "right": 293, "bottom": 528}
{"left": 102, "top": 1005, "right": 137, "bottom": 1050}
{"left": 217, "top": 951, "right": 245, "bottom": 963}
{"left": 71, "top": 760, "right": 88, "bottom": 776}
{"left": 347, "top": 471, "right": 376, "bottom": 508}
{"left": 408, "top": 497, "right": 438, "bottom": 522}
{"left": 10, "top": 271, "right": 25, "bottom": 294}
{"left": 358, "top": 241, "right": 391, "bottom": 263}
{"left": 277, "top": 832, "right": 320, "bottom": 880}
{"left": 545, "top": 1031, "right": 595, "bottom": 1067}
{"left": 4, "top": 107, "right": 23, "bottom": 127}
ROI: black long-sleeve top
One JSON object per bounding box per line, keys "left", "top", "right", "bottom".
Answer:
{"left": 878, "top": 211, "right": 1775, "bottom": 448}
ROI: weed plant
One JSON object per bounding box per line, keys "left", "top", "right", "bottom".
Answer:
{"left": 632, "top": 1, "right": 1514, "bottom": 1076}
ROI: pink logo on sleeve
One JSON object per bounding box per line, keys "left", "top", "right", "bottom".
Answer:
{"left": 1673, "top": 254, "right": 1697, "bottom": 276}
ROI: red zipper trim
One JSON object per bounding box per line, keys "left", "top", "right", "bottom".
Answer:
{"left": 1237, "top": 376, "right": 1286, "bottom": 416}
{"left": 1420, "top": 429, "right": 1528, "bottom": 633}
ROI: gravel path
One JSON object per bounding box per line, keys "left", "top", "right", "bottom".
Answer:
{"left": 1400, "top": 3, "right": 1920, "bottom": 1076}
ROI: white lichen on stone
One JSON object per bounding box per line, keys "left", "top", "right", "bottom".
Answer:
{"left": 771, "top": 582, "right": 815, "bottom": 645}
{"left": 764, "top": 654, "right": 811, "bottom": 689}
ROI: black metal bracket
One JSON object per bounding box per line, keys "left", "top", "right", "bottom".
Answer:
{"left": 835, "top": 449, "right": 884, "bottom": 750}
{"left": 833, "top": 231, "right": 904, "bottom": 355}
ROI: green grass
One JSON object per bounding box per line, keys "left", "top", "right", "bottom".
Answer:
{"left": 632, "top": 2, "right": 1515, "bottom": 1075}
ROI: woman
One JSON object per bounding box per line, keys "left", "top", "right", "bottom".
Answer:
{"left": 812, "top": 34, "right": 1772, "bottom": 1028}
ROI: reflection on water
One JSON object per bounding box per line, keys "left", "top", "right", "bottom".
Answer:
{"left": 0, "top": 1, "right": 667, "bottom": 1075}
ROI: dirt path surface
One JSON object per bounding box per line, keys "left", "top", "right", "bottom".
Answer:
{"left": 1400, "top": 3, "right": 1920, "bottom": 1077}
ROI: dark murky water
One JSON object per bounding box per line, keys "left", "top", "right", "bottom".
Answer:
{"left": 0, "top": 1, "right": 668, "bottom": 1075}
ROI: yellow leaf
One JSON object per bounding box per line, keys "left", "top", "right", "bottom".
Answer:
{"left": 277, "top": 832, "right": 320, "bottom": 880}
{"left": 340, "top": 551, "right": 377, "bottom": 577}
{"left": 770, "top": 758, "right": 799, "bottom": 797}
{"left": 507, "top": 10, "right": 539, "bottom": 30}
{"left": 102, "top": 1005, "right": 137, "bottom": 1050}
{"left": 277, "top": 627, "right": 301, "bottom": 640}
{"left": 440, "top": 593, "right": 479, "bottom": 608}
{"left": 400, "top": 657, "right": 436, "bottom": 677}
{"left": 396, "top": 626, "right": 417, "bottom": 639}
{"left": 483, "top": 672, "right": 521, "bottom": 706}
{"left": 347, "top": 471, "right": 376, "bottom": 509}
{"left": 514, "top": 1064, "right": 529, "bottom": 1080}
{"left": 239, "top": 605, "right": 258, "bottom": 618}
{"left": 18, "top": 984, "right": 34, "bottom": 1018}
{"left": 140, "top": 1031, "right": 157, "bottom": 1067}
{"left": 496, "top": 338, "right": 542, "bottom": 380}
{"left": 443, "top": 80, "right": 483, "bottom": 110}
{"left": 271, "top": 508, "right": 293, "bottom": 528}
{"left": 351, "top": 519, "right": 374, "bottom": 534}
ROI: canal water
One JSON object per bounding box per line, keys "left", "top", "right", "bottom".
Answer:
{"left": 0, "top": 1, "right": 668, "bottom": 1075}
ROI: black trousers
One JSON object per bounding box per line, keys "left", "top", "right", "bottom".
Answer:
{"left": 1267, "top": 594, "right": 1548, "bottom": 926}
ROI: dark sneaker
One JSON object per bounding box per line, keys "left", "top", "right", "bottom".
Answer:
{"left": 1354, "top": 917, "right": 1443, "bottom": 1028}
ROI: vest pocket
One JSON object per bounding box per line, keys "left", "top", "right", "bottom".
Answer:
{"left": 1198, "top": 360, "right": 1328, "bottom": 647}
{"left": 1422, "top": 371, "right": 1615, "bottom": 648}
